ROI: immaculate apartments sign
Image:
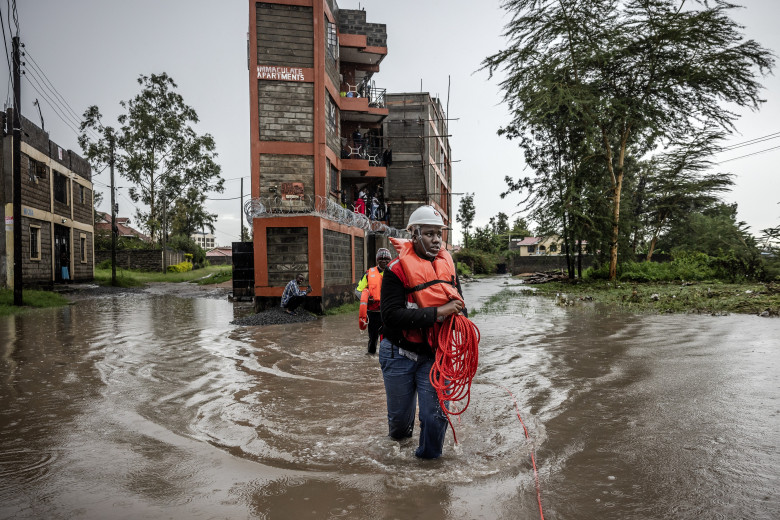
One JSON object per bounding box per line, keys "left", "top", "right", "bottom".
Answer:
{"left": 257, "top": 65, "right": 313, "bottom": 82}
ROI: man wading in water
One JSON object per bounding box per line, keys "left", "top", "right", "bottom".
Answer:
{"left": 379, "top": 205, "right": 466, "bottom": 459}
{"left": 356, "top": 247, "right": 393, "bottom": 355}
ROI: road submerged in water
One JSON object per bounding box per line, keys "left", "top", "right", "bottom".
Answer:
{"left": 0, "top": 276, "right": 778, "bottom": 519}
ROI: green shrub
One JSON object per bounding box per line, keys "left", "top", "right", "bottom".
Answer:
{"left": 167, "top": 234, "right": 206, "bottom": 267}
{"left": 96, "top": 259, "right": 113, "bottom": 270}
{"left": 167, "top": 261, "right": 194, "bottom": 273}
{"left": 456, "top": 261, "right": 473, "bottom": 277}
{"left": 453, "top": 249, "right": 499, "bottom": 275}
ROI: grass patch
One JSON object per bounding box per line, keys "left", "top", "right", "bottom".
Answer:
{"left": 194, "top": 267, "right": 232, "bottom": 285}
{"left": 0, "top": 289, "right": 70, "bottom": 316}
{"left": 470, "top": 288, "right": 525, "bottom": 316}
{"left": 528, "top": 279, "right": 780, "bottom": 316}
{"left": 94, "top": 265, "right": 231, "bottom": 287}
{"left": 324, "top": 301, "right": 360, "bottom": 316}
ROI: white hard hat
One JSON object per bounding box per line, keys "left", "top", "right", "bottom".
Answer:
{"left": 406, "top": 205, "right": 445, "bottom": 232}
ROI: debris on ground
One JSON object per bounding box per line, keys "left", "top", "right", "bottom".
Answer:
{"left": 231, "top": 306, "right": 318, "bottom": 326}
{"left": 520, "top": 271, "right": 569, "bottom": 284}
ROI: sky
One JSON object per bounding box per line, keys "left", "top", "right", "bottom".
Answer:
{"left": 2, "top": 0, "right": 779, "bottom": 247}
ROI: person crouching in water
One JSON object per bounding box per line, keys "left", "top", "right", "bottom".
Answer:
{"left": 356, "top": 247, "right": 393, "bottom": 355}
{"left": 379, "top": 205, "right": 466, "bottom": 459}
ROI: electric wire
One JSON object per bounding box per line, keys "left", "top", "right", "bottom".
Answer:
{"left": 716, "top": 144, "right": 780, "bottom": 165}
{"left": 721, "top": 131, "right": 780, "bottom": 151}
{"left": 23, "top": 59, "right": 84, "bottom": 130}
{"left": 22, "top": 73, "right": 82, "bottom": 137}
{"left": 25, "top": 48, "right": 92, "bottom": 131}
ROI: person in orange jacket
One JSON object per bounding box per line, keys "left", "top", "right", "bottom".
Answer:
{"left": 379, "top": 206, "right": 466, "bottom": 459}
{"left": 356, "top": 247, "right": 392, "bottom": 354}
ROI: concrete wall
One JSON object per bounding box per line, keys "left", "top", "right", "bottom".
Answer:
{"left": 256, "top": 3, "right": 313, "bottom": 67}
{"left": 337, "top": 9, "right": 387, "bottom": 47}
{"left": 266, "top": 226, "right": 308, "bottom": 287}
{"left": 259, "top": 154, "right": 314, "bottom": 210}
{"left": 323, "top": 229, "right": 351, "bottom": 285}
{"left": 509, "top": 254, "right": 595, "bottom": 274}
{"left": 353, "top": 234, "right": 364, "bottom": 283}
{"left": 95, "top": 249, "right": 183, "bottom": 271}
{"left": 258, "top": 81, "right": 314, "bottom": 142}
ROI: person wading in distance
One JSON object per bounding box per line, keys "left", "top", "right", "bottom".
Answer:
{"left": 356, "top": 247, "right": 393, "bottom": 355}
{"left": 379, "top": 205, "right": 466, "bottom": 459}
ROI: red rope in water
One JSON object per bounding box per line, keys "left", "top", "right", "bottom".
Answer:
{"left": 429, "top": 313, "right": 480, "bottom": 444}
{"left": 497, "top": 384, "right": 545, "bottom": 520}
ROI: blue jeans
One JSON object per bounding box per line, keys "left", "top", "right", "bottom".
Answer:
{"left": 378, "top": 338, "right": 448, "bottom": 459}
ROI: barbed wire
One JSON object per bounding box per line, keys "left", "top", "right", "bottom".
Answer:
{"left": 243, "top": 195, "right": 408, "bottom": 237}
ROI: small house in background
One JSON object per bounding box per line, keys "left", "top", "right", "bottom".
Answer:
{"left": 512, "top": 235, "right": 587, "bottom": 256}
{"left": 1, "top": 110, "right": 95, "bottom": 287}
{"left": 206, "top": 246, "right": 232, "bottom": 266}
{"left": 95, "top": 212, "right": 150, "bottom": 243}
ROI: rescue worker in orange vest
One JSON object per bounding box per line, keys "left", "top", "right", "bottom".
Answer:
{"left": 356, "top": 248, "right": 392, "bottom": 355}
{"left": 379, "top": 205, "right": 466, "bottom": 459}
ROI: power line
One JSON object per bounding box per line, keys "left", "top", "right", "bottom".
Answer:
{"left": 22, "top": 74, "right": 81, "bottom": 136}
{"left": 717, "top": 144, "right": 780, "bottom": 164}
{"left": 207, "top": 194, "right": 249, "bottom": 201}
{"left": 23, "top": 60, "right": 83, "bottom": 130}
{"left": 721, "top": 131, "right": 780, "bottom": 152}
{"left": 25, "top": 48, "right": 89, "bottom": 129}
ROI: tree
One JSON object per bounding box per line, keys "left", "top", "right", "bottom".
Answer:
{"left": 456, "top": 193, "right": 476, "bottom": 247}
{"left": 641, "top": 129, "right": 733, "bottom": 260}
{"left": 80, "top": 73, "right": 224, "bottom": 245}
{"left": 484, "top": 0, "right": 774, "bottom": 280}
{"left": 170, "top": 186, "right": 218, "bottom": 238}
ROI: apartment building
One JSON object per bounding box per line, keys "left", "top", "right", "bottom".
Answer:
{"left": 1, "top": 111, "right": 94, "bottom": 287}
{"left": 248, "top": 0, "right": 389, "bottom": 310}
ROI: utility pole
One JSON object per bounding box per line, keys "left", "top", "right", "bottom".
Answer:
{"left": 12, "top": 36, "right": 23, "bottom": 306}
{"left": 240, "top": 177, "right": 245, "bottom": 242}
{"left": 109, "top": 134, "right": 117, "bottom": 286}
{"left": 162, "top": 194, "right": 167, "bottom": 272}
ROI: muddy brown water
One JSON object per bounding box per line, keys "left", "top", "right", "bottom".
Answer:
{"left": 1, "top": 277, "right": 778, "bottom": 519}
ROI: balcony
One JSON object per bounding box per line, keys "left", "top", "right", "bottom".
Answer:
{"left": 339, "top": 80, "right": 387, "bottom": 123}
{"left": 341, "top": 145, "right": 387, "bottom": 178}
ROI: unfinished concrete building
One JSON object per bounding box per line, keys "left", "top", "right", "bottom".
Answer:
{"left": 382, "top": 93, "right": 453, "bottom": 248}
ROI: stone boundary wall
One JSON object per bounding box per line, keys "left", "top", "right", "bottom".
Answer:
{"left": 509, "top": 255, "right": 595, "bottom": 274}
{"left": 95, "top": 249, "right": 183, "bottom": 271}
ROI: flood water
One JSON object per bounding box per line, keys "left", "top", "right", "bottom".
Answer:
{"left": 1, "top": 277, "right": 778, "bottom": 519}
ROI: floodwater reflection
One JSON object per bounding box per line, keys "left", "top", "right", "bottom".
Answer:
{"left": 0, "top": 279, "right": 778, "bottom": 519}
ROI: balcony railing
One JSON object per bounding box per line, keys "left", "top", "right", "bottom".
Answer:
{"left": 342, "top": 80, "right": 385, "bottom": 109}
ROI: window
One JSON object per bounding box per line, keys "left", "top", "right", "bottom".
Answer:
{"left": 80, "top": 234, "right": 87, "bottom": 263}
{"left": 326, "top": 94, "right": 337, "bottom": 134}
{"left": 326, "top": 18, "right": 338, "bottom": 61}
{"left": 550, "top": 243, "right": 557, "bottom": 253}
{"left": 79, "top": 185, "right": 86, "bottom": 205}
{"left": 53, "top": 171, "right": 68, "bottom": 204}
{"left": 527, "top": 245, "right": 536, "bottom": 254}
{"left": 328, "top": 159, "right": 339, "bottom": 194}
{"left": 30, "top": 225, "right": 41, "bottom": 260}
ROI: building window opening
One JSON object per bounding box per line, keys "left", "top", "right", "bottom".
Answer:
{"left": 80, "top": 234, "right": 87, "bottom": 263}
{"left": 326, "top": 18, "right": 338, "bottom": 61}
{"left": 54, "top": 171, "right": 68, "bottom": 204}
{"left": 30, "top": 226, "right": 41, "bottom": 260}
{"left": 528, "top": 245, "right": 536, "bottom": 254}
{"left": 550, "top": 243, "right": 557, "bottom": 253}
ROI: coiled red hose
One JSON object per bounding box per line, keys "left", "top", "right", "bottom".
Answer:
{"left": 429, "top": 313, "right": 480, "bottom": 444}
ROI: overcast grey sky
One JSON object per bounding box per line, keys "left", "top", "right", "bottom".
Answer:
{"left": 3, "top": 0, "right": 778, "bottom": 247}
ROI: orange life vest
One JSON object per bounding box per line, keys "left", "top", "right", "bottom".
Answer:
{"left": 388, "top": 237, "right": 462, "bottom": 345}
{"left": 358, "top": 266, "right": 383, "bottom": 330}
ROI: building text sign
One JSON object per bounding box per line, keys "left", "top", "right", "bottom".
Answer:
{"left": 257, "top": 65, "right": 308, "bottom": 81}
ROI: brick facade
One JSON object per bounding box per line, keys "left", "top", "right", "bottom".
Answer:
{"left": 323, "top": 229, "right": 351, "bottom": 285}
{"left": 256, "top": 3, "right": 314, "bottom": 67}
{"left": 258, "top": 81, "right": 314, "bottom": 142}
{"left": 266, "top": 226, "right": 309, "bottom": 286}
